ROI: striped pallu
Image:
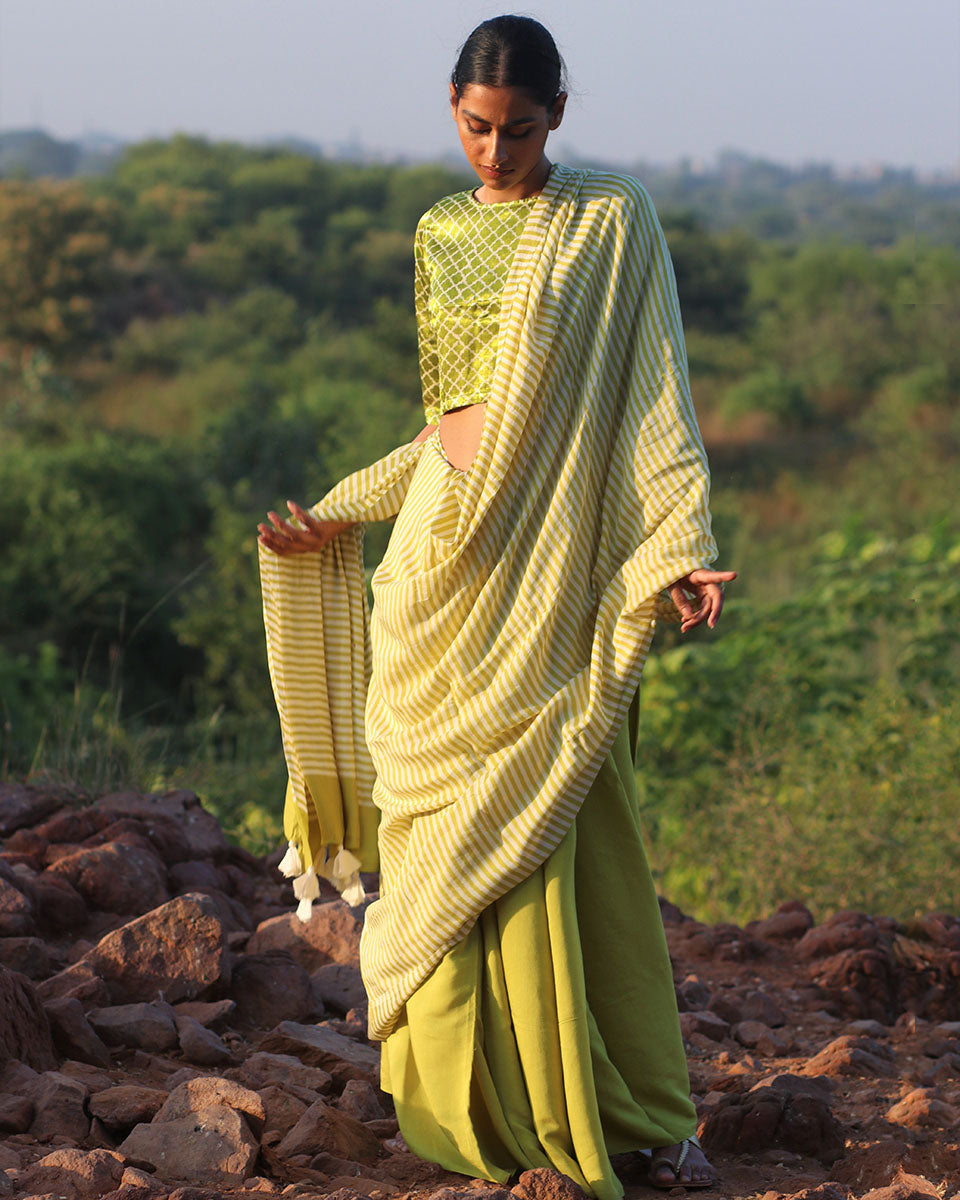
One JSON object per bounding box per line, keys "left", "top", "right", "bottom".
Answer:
{"left": 259, "top": 163, "right": 718, "bottom": 1040}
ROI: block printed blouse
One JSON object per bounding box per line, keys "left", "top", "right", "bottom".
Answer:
{"left": 414, "top": 188, "right": 538, "bottom": 424}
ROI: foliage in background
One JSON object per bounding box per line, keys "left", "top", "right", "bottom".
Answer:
{"left": 0, "top": 137, "right": 957, "bottom": 923}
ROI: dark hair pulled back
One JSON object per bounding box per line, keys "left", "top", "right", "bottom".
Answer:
{"left": 451, "top": 15, "right": 567, "bottom": 110}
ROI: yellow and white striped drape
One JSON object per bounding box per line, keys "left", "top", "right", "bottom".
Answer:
{"left": 259, "top": 163, "right": 718, "bottom": 1039}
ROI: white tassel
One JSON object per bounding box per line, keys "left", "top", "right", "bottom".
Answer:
{"left": 331, "top": 847, "right": 362, "bottom": 880}
{"left": 341, "top": 876, "right": 367, "bottom": 907}
{"left": 278, "top": 842, "right": 302, "bottom": 878}
{"left": 292, "top": 865, "right": 319, "bottom": 902}
{"left": 296, "top": 896, "right": 315, "bottom": 923}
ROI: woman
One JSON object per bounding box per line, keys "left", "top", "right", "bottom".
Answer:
{"left": 258, "top": 16, "right": 733, "bottom": 1193}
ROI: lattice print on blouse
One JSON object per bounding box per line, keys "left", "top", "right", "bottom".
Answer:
{"left": 415, "top": 190, "right": 537, "bottom": 424}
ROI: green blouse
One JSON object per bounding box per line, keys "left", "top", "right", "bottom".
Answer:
{"left": 414, "top": 189, "right": 537, "bottom": 425}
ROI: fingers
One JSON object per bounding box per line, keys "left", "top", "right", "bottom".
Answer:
{"left": 668, "top": 582, "right": 696, "bottom": 625}
{"left": 676, "top": 583, "right": 725, "bottom": 632}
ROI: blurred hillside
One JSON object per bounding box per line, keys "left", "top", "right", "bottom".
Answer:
{"left": 3, "top": 126, "right": 959, "bottom": 246}
{"left": 0, "top": 135, "right": 957, "bottom": 923}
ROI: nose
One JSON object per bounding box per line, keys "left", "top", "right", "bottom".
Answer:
{"left": 488, "top": 132, "right": 509, "bottom": 163}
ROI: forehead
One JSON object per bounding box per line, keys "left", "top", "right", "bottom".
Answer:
{"left": 455, "top": 83, "right": 543, "bottom": 124}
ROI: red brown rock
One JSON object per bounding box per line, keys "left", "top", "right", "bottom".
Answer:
{"left": 734, "top": 1020, "right": 789, "bottom": 1056}
{"left": 511, "top": 1168, "right": 590, "bottom": 1200}
{"left": 885, "top": 1086, "right": 959, "bottom": 1130}
{"left": 49, "top": 842, "right": 169, "bottom": 915}
{"left": 76, "top": 892, "right": 230, "bottom": 1004}
{"left": 44, "top": 996, "right": 112, "bottom": 1067}
{"left": 679, "top": 1009, "right": 730, "bottom": 1042}
{"left": 860, "top": 1173, "right": 940, "bottom": 1200}
{"left": 747, "top": 901, "right": 815, "bottom": 942}
{"left": 0, "top": 934, "right": 61, "bottom": 978}
{"left": 97, "top": 789, "right": 228, "bottom": 860}
{"left": 175, "top": 1013, "right": 235, "bottom": 1066}
{"left": 258, "top": 1020, "right": 380, "bottom": 1084}
{"left": 0, "top": 965, "right": 58, "bottom": 1069}
{"left": 153, "top": 1075, "right": 266, "bottom": 1136}
{"left": 0, "top": 874, "right": 35, "bottom": 937}
{"left": 698, "top": 1085, "right": 846, "bottom": 1164}
{"left": 88, "top": 1001, "right": 179, "bottom": 1051}
{"left": 119, "top": 1106, "right": 258, "bottom": 1183}
{"left": 18, "top": 1146, "right": 124, "bottom": 1199}
{"left": 337, "top": 1079, "right": 385, "bottom": 1122}
{"left": 230, "top": 951, "right": 314, "bottom": 1028}
{"left": 802, "top": 1034, "right": 896, "bottom": 1078}
{"left": 29, "top": 872, "right": 89, "bottom": 931}
{"left": 311, "top": 962, "right": 366, "bottom": 1016}
{"left": 88, "top": 1084, "right": 169, "bottom": 1134}
{"left": 247, "top": 900, "right": 364, "bottom": 969}
{"left": 276, "top": 1096, "right": 382, "bottom": 1160}
{"left": 797, "top": 912, "right": 888, "bottom": 959}
{"left": 260, "top": 1083, "right": 308, "bottom": 1137}
{"left": 173, "top": 998, "right": 236, "bottom": 1029}
{"left": 0, "top": 1093, "right": 34, "bottom": 1133}
{"left": 0, "top": 782, "right": 63, "bottom": 836}
{"left": 227, "top": 1049, "right": 332, "bottom": 1098}
{"left": 28, "top": 1069, "right": 91, "bottom": 1142}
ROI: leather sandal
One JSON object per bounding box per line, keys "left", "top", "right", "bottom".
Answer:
{"left": 647, "top": 1133, "right": 717, "bottom": 1190}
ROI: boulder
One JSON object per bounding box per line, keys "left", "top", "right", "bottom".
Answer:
{"left": 0, "top": 934, "right": 61, "bottom": 978}
{"left": 76, "top": 892, "right": 231, "bottom": 1004}
{"left": 260, "top": 1083, "right": 308, "bottom": 1137}
{"left": 734, "top": 1020, "right": 789, "bottom": 1056}
{"left": 88, "top": 1001, "right": 179, "bottom": 1052}
{"left": 861, "top": 1174, "right": 940, "bottom": 1200}
{"left": 511, "top": 1169, "right": 590, "bottom": 1200}
{"left": 258, "top": 1021, "right": 380, "bottom": 1084}
{"left": 227, "top": 1049, "right": 332, "bottom": 1098}
{"left": 119, "top": 1106, "right": 258, "bottom": 1183}
{"left": 312, "top": 962, "right": 366, "bottom": 1015}
{"left": 679, "top": 1010, "right": 730, "bottom": 1042}
{"left": 154, "top": 1075, "right": 266, "bottom": 1137}
{"left": 0, "top": 965, "right": 58, "bottom": 1069}
{"left": 337, "top": 1079, "right": 385, "bottom": 1122}
{"left": 28, "top": 1069, "right": 91, "bottom": 1142}
{"left": 44, "top": 996, "right": 112, "bottom": 1067}
{"left": 0, "top": 1092, "right": 34, "bottom": 1133}
{"left": 885, "top": 1087, "right": 959, "bottom": 1130}
{"left": 89, "top": 1084, "right": 170, "bottom": 1134}
{"left": 97, "top": 789, "right": 228, "bottom": 861}
{"left": 247, "top": 900, "right": 364, "bottom": 969}
{"left": 698, "top": 1085, "right": 846, "bottom": 1164}
{"left": 49, "top": 842, "right": 169, "bottom": 915}
{"left": 29, "top": 872, "right": 89, "bottom": 931}
{"left": 747, "top": 901, "right": 815, "bottom": 942}
{"left": 0, "top": 874, "right": 35, "bottom": 937}
{"left": 802, "top": 1034, "right": 896, "bottom": 1079}
{"left": 0, "top": 782, "right": 63, "bottom": 836}
{"left": 173, "top": 998, "right": 236, "bottom": 1029}
{"left": 230, "top": 951, "right": 314, "bottom": 1027}
{"left": 175, "top": 1013, "right": 235, "bottom": 1066}
{"left": 276, "top": 1096, "right": 382, "bottom": 1160}
{"left": 17, "top": 1146, "right": 125, "bottom": 1200}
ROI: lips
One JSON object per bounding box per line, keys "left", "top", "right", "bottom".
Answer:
{"left": 481, "top": 166, "right": 511, "bottom": 178}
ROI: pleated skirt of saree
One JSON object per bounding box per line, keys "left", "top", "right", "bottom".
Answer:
{"left": 373, "top": 430, "right": 698, "bottom": 1200}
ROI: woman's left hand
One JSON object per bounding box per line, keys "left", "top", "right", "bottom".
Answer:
{"left": 668, "top": 568, "right": 738, "bottom": 633}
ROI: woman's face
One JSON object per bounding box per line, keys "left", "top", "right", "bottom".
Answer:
{"left": 449, "top": 82, "right": 566, "bottom": 203}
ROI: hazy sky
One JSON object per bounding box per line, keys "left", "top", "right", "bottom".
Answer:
{"left": 0, "top": 0, "right": 957, "bottom": 172}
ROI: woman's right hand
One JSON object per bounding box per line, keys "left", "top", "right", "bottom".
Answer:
{"left": 257, "top": 501, "right": 355, "bottom": 556}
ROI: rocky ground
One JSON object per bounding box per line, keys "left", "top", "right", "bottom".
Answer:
{"left": 1, "top": 781, "right": 958, "bottom": 1200}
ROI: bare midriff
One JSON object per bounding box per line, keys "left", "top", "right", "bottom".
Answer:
{"left": 437, "top": 401, "right": 487, "bottom": 471}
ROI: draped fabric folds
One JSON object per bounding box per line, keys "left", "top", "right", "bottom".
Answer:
{"left": 258, "top": 163, "right": 718, "bottom": 1041}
